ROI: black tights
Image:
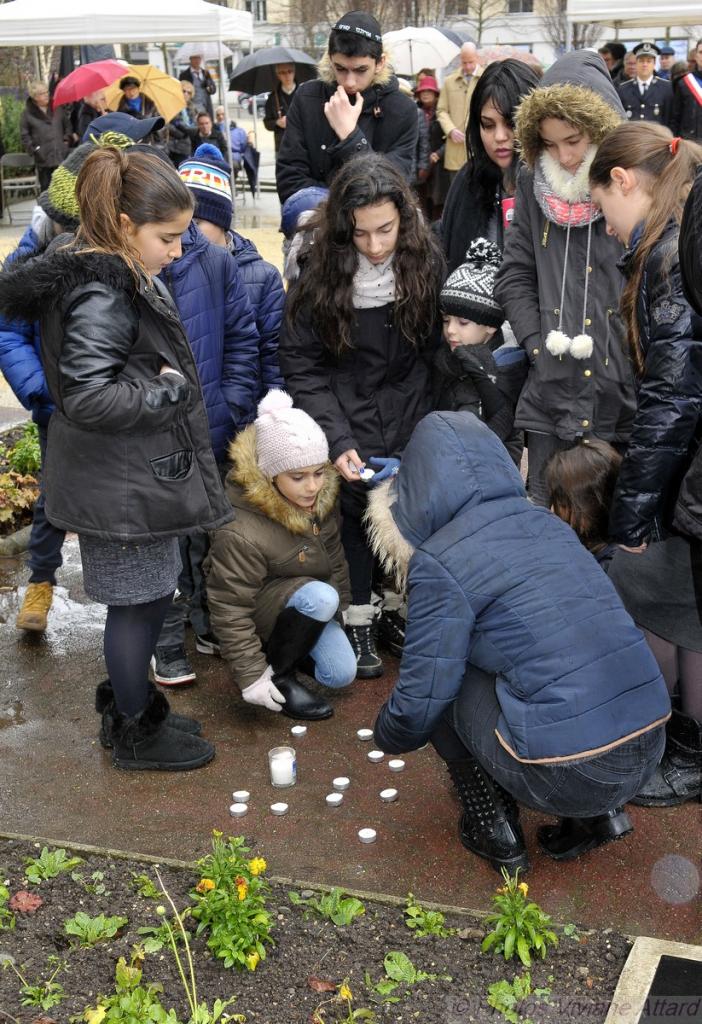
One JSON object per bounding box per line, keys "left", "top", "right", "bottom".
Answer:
{"left": 104, "top": 593, "right": 174, "bottom": 716}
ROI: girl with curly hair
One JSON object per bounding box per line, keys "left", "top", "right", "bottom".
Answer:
{"left": 280, "top": 152, "right": 444, "bottom": 678}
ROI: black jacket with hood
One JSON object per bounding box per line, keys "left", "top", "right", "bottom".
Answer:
{"left": 494, "top": 51, "right": 637, "bottom": 442}
{"left": 0, "top": 244, "right": 232, "bottom": 542}
{"left": 275, "top": 55, "right": 419, "bottom": 204}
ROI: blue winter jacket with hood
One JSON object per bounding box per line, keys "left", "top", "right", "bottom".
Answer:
{"left": 229, "top": 231, "right": 284, "bottom": 405}
{"left": 371, "top": 412, "right": 670, "bottom": 761}
{"left": 159, "top": 222, "right": 260, "bottom": 462}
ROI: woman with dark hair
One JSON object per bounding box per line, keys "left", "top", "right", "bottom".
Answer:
{"left": 441, "top": 59, "right": 540, "bottom": 274}
{"left": 279, "top": 152, "right": 444, "bottom": 678}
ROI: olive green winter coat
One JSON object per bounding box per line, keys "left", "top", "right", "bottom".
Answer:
{"left": 206, "top": 425, "right": 351, "bottom": 690}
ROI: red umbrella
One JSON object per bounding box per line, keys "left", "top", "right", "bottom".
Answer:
{"left": 53, "top": 59, "right": 128, "bottom": 107}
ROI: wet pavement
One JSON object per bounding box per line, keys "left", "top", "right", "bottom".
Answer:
{"left": 0, "top": 538, "right": 700, "bottom": 944}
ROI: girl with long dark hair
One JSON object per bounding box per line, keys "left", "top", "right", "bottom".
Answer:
{"left": 280, "top": 152, "right": 444, "bottom": 678}
{"left": 441, "top": 59, "right": 540, "bottom": 273}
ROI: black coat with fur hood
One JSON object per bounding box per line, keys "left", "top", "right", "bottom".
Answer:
{"left": 206, "top": 426, "right": 351, "bottom": 690}
{"left": 275, "top": 55, "right": 419, "bottom": 203}
{"left": 0, "top": 245, "right": 232, "bottom": 541}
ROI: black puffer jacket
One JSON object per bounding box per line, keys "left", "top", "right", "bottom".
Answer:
{"left": 0, "top": 246, "right": 232, "bottom": 542}
{"left": 275, "top": 57, "right": 418, "bottom": 203}
{"left": 610, "top": 221, "right": 702, "bottom": 545}
{"left": 279, "top": 304, "right": 437, "bottom": 463}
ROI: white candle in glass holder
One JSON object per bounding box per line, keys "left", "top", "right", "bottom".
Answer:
{"left": 268, "top": 746, "right": 296, "bottom": 787}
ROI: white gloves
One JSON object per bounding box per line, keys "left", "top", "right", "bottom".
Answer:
{"left": 242, "top": 665, "right": 286, "bottom": 712}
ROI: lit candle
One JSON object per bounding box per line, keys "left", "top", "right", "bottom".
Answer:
{"left": 358, "top": 828, "right": 377, "bottom": 844}
{"left": 367, "top": 750, "right": 384, "bottom": 763}
{"left": 232, "top": 790, "right": 250, "bottom": 803}
{"left": 268, "top": 746, "right": 297, "bottom": 787}
{"left": 388, "top": 759, "right": 405, "bottom": 773}
{"left": 326, "top": 792, "right": 343, "bottom": 807}
{"left": 270, "top": 802, "right": 288, "bottom": 816}
{"left": 229, "top": 802, "right": 248, "bottom": 817}
{"left": 356, "top": 728, "right": 374, "bottom": 741}
{"left": 333, "top": 777, "right": 350, "bottom": 791}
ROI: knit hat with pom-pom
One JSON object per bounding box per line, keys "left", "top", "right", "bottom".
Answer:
{"left": 439, "top": 238, "right": 505, "bottom": 328}
{"left": 255, "top": 390, "right": 329, "bottom": 478}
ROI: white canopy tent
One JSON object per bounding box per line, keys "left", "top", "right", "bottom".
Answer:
{"left": 567, "top": 0, "right": 702, "bottom": 30}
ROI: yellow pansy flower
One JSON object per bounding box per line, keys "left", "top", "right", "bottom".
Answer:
{"left": 195, "top": 878, "right": 215, "bottom": 894}
{"left": 245, "top": 950, "right": 261, "bottom": 971}
{"left": 248, "top": 857, "right": 267, "bottom": 876}
{"left": 339, "top": 982, "right": 353, "bottom": 1002}
{"left": 85, "top": 1007, "right": 107, "bottom": 1024}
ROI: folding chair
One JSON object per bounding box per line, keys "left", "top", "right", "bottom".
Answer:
{"left": 1, "top": 153, "right": 40, "bottom": 225}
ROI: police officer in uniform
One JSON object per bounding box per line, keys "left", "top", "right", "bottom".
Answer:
{"left": 618, "top": 42, "right": 673, "bottom": 127}
{"left": 656, "top": 45, "right": 676, "bottom": 81}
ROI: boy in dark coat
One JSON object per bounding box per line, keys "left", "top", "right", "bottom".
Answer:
{"left": 275, "top": 11, "right": 418, "bottom": 204}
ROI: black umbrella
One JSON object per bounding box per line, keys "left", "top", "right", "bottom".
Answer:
{"left": 437, "top": 27, "right": 475, "bottom": 47}
{"left": 229, "top": 46, "right": 318, "bottom": 94}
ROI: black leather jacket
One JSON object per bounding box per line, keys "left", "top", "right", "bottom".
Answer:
{"left": 610, "top": 221, "right": 702, "bottom": 545}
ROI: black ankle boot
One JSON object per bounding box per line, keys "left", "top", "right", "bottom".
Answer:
{"left": 447, "top": 758, "right": 530, "bottom": 874}
{"left": 629, "top": 710, "right": 702, "bottom": 807}
{"left": 273, "top": 670, "right": 333, "bottom": 721}
{"left": 537, "top": 808, "right": 633, "bottom": 861}
{"left": 110, "top": 688, "right": 214, "bottom": 771}
{"left": 345, "top": 605, "right": 383, "bottom": 678}
{"left": 96, "top": 680, "right": 202, "bottom": 749}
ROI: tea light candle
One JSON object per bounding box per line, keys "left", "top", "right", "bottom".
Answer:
{"left": 325, "top": 792, "right": 343, "bottom": 807}
{"left": 270, "top": 802, "right": 288, "bottom": 816}
{"left": 358, "top": 827, "right": 377, "bottom": 844}
{"left": 268, "top": 746, "right": 297, "bottom": 787}
{"left": 356, "top": 728, "right": 374, "bottom": 741}
{"left": 380, "top": 788, "right": 398, "bottom": 802}
{"left": 291, "top": 725, "right": 307, "bottom": 738}
{"left": 232, "top": 790, "right": 250, "bottom": 803}
{"left": 367, "top": 750, "right": 384, "bottom": 763}
{"left": 360, "top": 467, "right": 375, "bottom": 481}
{"left": 333, "top": 776, "right": 350, "bottom": 791}
{"left": 388, "top": 759, "right": 405, "bottom": 772}
{"left": 229, "top": 802, "right": 248, "bottom": 817}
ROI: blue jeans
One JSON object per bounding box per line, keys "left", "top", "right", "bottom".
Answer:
{"left": 28, "top": 421, "right": 66, "bottom": 585}
{"left": 286, "top": 582, "right": 356, "bottom": 689}
{"left": 442, "top": 665, "right": 666, "bottom": 818}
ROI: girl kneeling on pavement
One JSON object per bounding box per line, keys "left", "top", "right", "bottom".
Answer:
{"left": 367, "top": 411, "right": 670, "bottom": 873}
{"left": 206, "top": 390, "right": 356, "bottom": 720}
{"left": 280, "top": 152, "right": 444, "bottom": 678}
{"left": 0, "top": 147, "right": 232, "bottom": 771}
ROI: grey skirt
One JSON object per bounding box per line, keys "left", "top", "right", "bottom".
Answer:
{"left": 608, "top": 535, "right": 702, "bottom": 652}
{"left": 78, "top": 535, "right": 182, "bottom": 606}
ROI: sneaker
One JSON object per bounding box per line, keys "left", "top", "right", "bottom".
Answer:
{"left": 151, "top": 645, "right": 197, "bottom": 686}
{"left": 195, "top": 631, "right": 220, "bottom": 656}
{"left": 346, "top": 623, "right": 384, "bottom": 679}
{"left": 16, "top": 582, "right": 53, "bottom": 632}
{"left": 377, "top": 608, "right": 405, "bottom": 658}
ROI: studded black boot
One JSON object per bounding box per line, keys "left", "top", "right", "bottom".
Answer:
{"left": 447, "top": 758, "right": 530, "bottom": 874}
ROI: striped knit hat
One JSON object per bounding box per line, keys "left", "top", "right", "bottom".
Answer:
{"left": 439, "top": 238, "right": 505, "bottom": 328}
{"left": 37, "top": 132, "right": 136, "bottom": 229}
{"left": 178, "top": 144, "right": 232, "bottom": 231}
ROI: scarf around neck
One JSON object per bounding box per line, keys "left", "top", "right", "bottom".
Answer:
{"left": 353, "top": 252, "right": 396, "bottom": 309}
{"left": 533, "top": 145, "right": 602, "bottom": 228}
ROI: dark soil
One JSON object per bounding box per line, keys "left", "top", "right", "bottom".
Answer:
{"left": 0, "top": 837, "right": 631, "bottom": 1024}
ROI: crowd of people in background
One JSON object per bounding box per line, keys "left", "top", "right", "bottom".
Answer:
{"left": 1, "top": 10, "right": 700, "bottom": 875}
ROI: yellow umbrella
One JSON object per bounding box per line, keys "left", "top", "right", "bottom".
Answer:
{"left": 104, "top": 63, "right": 184, "bottom": 124}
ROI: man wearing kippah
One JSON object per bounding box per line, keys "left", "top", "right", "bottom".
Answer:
{"left": 618, "top": 41, "right": 673, "bottom": 127}
{"left": 275, "top": 9, "right": 418, "bottom": 204}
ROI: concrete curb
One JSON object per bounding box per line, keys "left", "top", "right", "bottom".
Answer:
{"left": 604, "top": 936, "right": 702, "bottom": 1023}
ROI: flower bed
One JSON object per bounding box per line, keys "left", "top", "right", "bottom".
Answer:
{"left": 0, "top": 423, "right": 39, "bottom": 538}
{"left": 0, "top": 834, "right": 631, "bottom": 1024}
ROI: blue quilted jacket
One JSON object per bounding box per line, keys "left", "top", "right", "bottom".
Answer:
{"left": 230, "top": 231, "right": 284, "bottom": 407}
{"left": 373, "top": 412, "right": 670, "bottom": 761}
{"left": 159, "top": 222, "right": 260, "bottom": 461}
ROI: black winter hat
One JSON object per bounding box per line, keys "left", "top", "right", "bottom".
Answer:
{"left": 439, "top": 238, "right": 505, "bottom": 328}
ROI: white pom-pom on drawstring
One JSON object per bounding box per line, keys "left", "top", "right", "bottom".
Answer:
{"left": 569, "top": 334, "right": 594, "bottom": 359}
{"left": 257, "top": 389, "right": 293, "bottom": 419}
{"left": 545, "top": 330, "right": 571, "bottom": 356}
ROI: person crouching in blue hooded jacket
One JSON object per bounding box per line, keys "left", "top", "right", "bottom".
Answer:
{"left": 366, "top": 411, "right": 670, "bottom": 872}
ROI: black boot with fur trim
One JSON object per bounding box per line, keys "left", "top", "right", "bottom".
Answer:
{"left": 447, "top": 758, "right": 530, "bottom": 874}
{"left": 110, "top": 687, "right": 214, "bottom": 771}
{"left": 266, "top": 607, "right": 333, "bottom": 720}
{"left": 96, "top": 680, "right": 202, "bottom": 749}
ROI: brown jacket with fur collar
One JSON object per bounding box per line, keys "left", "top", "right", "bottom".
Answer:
{"left": 206, "top": 425, "right": 351, "bottom": 689}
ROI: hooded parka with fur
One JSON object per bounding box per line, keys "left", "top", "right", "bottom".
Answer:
{"left": 0, "top": 245, "right": 232, "bottom": 541}
{"left": 275, "top": 56, "right": 419, "bottom": 204}
{"left": 494, "top": 51, "right": 637, "bottom": 443}
{"left": 206, "top": 426, "right": 351, "bottom": 690}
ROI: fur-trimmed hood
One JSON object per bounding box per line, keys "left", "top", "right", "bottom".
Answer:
{"left": 317, "top": 51, "right": 395, "bottom": 93}
{"left": 515, "top": 50, "right": 623, "bottom": 170}
{"left": 227, "top": 424, "right": 339, "bottom": 536}
{"left": 0, "top": 242, "right": 134, "bottom": 323}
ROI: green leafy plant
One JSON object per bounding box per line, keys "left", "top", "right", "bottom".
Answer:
{"left": 2, "top": 955, "right": 67, "bottom": 1011}
{"left": 482, "top": 869, "right": 558, "bottom": 967}
{"left": 365, "top": 951, "right": 451, "bottom": 1005}
{"left": 78, "top": 951, "right": 179, "bottom": 1024}
{"left": 563, "top": 922, "right": 581, "bottom": 941}
{"left": 130, "top": 871, "right": 161, "bottom": 899}
{"left": 0, "top": 471, "right": 39, "bottom": 526}
{"left": 0, "top": 94, "right": 27, "bottom": 154}
{"left": 0, "top": 883, "right": 15, "bottom": 930}
{"left": 403, "top": 892, "right": 454, "bottom": 938}
{"left": 138, "top": 908, "right": 191, "bottom": 953}
{"left": 7, "top": 422, "right": 40, "bottom": 474}
{"left": 190, "top": 831, "right": 273, "bottom": 971}
{"left": 24, "top": 846, "right": 83, "bottom": 884}
{"left": 487, "top": 972, "right": 552, "bottom": 1024}
{"left": 289, "top": 887, "right": 365, "bottom": 927}
{"left": 71, "top": 869, "right": 111, "bottom": 896}
{"left": 64, "top": 910, "right": 128, "bottom": 946}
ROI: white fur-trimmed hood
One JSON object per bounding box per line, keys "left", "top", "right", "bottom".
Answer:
{"left": 364, "top": 478, "right": 415, "bottom": 590}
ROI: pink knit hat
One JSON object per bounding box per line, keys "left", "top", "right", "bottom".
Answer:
{"left": 255, "top": 390, "right": 329, "bottom": 478}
